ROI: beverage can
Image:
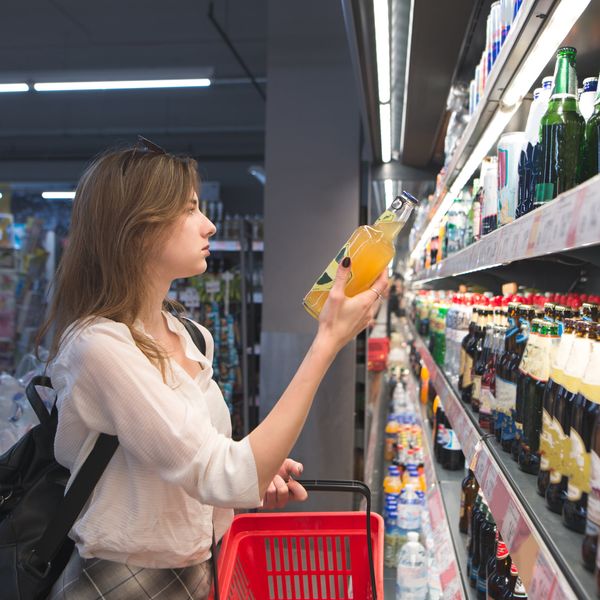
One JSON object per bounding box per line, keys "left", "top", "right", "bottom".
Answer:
{"left": 481, "top": 156, "right": 498, "bottom": 235}
{"left": 497, "top": 131, "right": 527, "bottom": 226}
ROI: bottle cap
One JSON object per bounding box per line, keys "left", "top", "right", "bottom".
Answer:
{"left": 407, "top": 531, "right": 419, "bottom": 542}
{"left": 583, "top": 77, "right": 598, "bottom": 92}
{"left": 510, "top": 564, "right": 518, "bottom": 575}
{"left": 542, "top": 76, "right": 554, "bottom": 89}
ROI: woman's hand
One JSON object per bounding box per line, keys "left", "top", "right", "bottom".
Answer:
{"left": 262, "top": 458, "right": 308, "bottom": 509}
{"left": 317, "top": 257, "right": 389, "bottom": 353}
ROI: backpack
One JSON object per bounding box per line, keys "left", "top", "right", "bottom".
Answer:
{"left": 0, "top": 316, "right": 206, "bottom": 600}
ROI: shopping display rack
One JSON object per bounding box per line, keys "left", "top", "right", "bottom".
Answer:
{"left": 210, "top": 480, "right": 383, "bottom": 600}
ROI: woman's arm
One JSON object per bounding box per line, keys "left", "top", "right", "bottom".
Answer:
{"left": 249, "top": 258, "right": 388, "bottom": 496}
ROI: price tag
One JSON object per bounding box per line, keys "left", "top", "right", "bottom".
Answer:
{"left": 482, "top": 463, "right": 498, "bottom": 499}
{"left": 501, "top": 500, "right": 522, "bottom": 549}
{"left": 526, "top": 212, "right": 543, "bottom": 256}
{"left": 469, "top": 440, "right": 483, "bottom": 471}
{"left": 565, "top": 189, "right": 586, "bottom": 248}
{"left": 529, "top": 553, "right": 558, "bottom": 600}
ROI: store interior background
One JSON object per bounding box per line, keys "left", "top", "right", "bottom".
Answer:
{"left": 2, "top": 0, "right": 600, "bottom": 512}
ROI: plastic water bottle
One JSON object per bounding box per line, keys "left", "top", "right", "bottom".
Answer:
{"left": 396, "top": 531, "right": 428, "bottom": 599}
{"left": 397, "top": 483, "right": 423, "bottom": 546}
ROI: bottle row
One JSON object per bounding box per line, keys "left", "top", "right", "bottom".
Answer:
{"left": 200, "top": 198, "right": 264, "bottom": 242}
{"left": 411, "top": 45, "right": 600, "bottom": 270}
{"left": 408, "top": 287, "right": 600, "bottom": 595}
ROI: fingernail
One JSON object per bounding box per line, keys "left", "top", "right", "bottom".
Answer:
{"left": 341, "top": 257, "right": 351, "bottom": 268}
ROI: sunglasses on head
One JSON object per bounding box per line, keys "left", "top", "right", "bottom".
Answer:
{"left": 122, "top": 135, "right": 167, "bottom": 175}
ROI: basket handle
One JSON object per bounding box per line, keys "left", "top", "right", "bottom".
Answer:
{"left": 295, "top": 479, "right": 378, "bottom": 600}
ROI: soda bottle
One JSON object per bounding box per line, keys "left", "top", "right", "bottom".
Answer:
{"left": 518, "top": 321, "right": 559, "bottom": 474}
{"left": 563, "top": 322, "right": 597, "bottom": 532}
{"left": 303, "top": 192, "right": 418, "bottom": 318}
{"left": 581, "top": 71, "right": 600, "bottom": 180}
{"left": 442, "top": 425, "right": 465, "bottom": 471}
{"left": 396, "top": 531, "right": 428, "bottom": 600}
{"left": 535, "top": 47, "right": 585, "bottom": 205}
{"left": 546, "top": 320, "right": 592, "bottom": 514}
{"left": 581, "top": 323, "right": 600, "bottom": 571}
{"left": 460, "top": 469, "right": 480, "bottom": 534}
{"left": 538, "top": 318, "right": 575, "bottom": 497}
{"left": 487, "top": 541, "right": 512, "bottom": 599}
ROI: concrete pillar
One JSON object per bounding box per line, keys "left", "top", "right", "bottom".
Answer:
{"left": 260, "top": 0, "right": 361, "bottom": 510}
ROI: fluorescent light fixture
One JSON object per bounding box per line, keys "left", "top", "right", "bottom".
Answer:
{"left": 410, "top": 106, "right": 517, "bottom": 261}
{"left": 42, "top": 191, "right": 76, "bottom": 200}
{"left": 384, "top": 179, "right": 394, "bottom": 208}
{"left": 34, "top": 78, "right": 211, "bottom": 92}
{"left": 0, "top": 83, "right": 29, "bottom": 93}
{"left": 380, "top": 103, "right": 392, "bottom": 163}
{"left": 502, "top": 0, "right": 591, "bottom": 106}
{"left": 373, "top": 0, "right": 391, "bottom": 103}
{"left": 0, "top": 193, "right": 2, "bottom": 199}
{"left": 399, "top": 0, "right": 415, "bottom": 157}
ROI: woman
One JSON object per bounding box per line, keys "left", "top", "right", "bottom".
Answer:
{"left": 41, "top": 139, "right": 387, "bottom": 599}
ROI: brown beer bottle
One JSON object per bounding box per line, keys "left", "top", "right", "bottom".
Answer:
{"left": 487, "top": 541, "right": 511, "bottom": 599}
{"left": 460, "top": 469, "right": 480, "bottom": 534}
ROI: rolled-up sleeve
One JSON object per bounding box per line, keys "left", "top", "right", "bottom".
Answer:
{"left": 53, "top": 321, "right": 261, "bottom": 509}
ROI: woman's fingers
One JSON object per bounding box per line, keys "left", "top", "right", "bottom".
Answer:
{"left": 287, "top": 479, "right": 308, "bottom": 502}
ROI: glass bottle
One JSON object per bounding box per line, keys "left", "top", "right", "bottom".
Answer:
{"left": 477, "top": 510, "right": 497, "bottom": 599}
{"left": 581, "top": 70, "right": 600, "bottom": 181}
{"left": 460, "top": 469, "right": 480, "bottom": 534}
{"left": 563, "top": 322, "right": 598, "bottom": 532}
{"left": 303, "top": 191, "right": 418, "bottom": 318}
{"left": 546, "top": 320, "right": 592, "bottom": 514}
{"left": 500, "top": 302, "right": 520, "bottom": 450}
{"left": 535, "top": 47, "right": 585, "bottom": 205}
{"left": 519, "top": 321, "right": 559, "bottom": 474}
{"left": 472, "top": 308, "right": 490, "bottom": 413}
{"left": 463, "top": 307, "right": 482, "bottom": 405}
{"left": 581, "top": 323, "right": 600, "bottom": 571}
{"left": 487, "top": 541, "right": 512, "bottom": 599}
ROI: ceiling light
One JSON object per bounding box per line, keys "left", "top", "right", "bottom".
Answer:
{"left": 384, "top": 179, "right": 394, "bottom": 208}
{"left": 410, "top": 106, "right": 518, "bottom": 261}
{"left": 0, "top": 83, "right": 29, "bottom": 93}
{"left": 380, "top": 103, "right": 392, "bottom": 163}
{"left": 502, "top": 0, "right": 591, "bottom": 107}
{"left": 399, "top": 0, "right": 415, "bottom": 157}
{"left": 34, "top": 78, "right": 211, "bottom": 92}
{"left": 0, "top": 193, "right": 3, "bottom": 199}
{"left": 42, "top": 191, "right": 76, "bottom": 200}
{"left": 373, "top": 0, "right": 391, "bottom": 104}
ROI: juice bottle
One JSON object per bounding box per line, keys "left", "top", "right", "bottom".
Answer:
{"left": 303, "top": 191, "right": 418, "bottom": 318}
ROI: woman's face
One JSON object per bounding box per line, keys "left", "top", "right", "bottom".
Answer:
{"left": 154, "top": 192, "right": 216, "bottom": 281}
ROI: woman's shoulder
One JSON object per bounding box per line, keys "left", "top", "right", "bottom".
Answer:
{"left": 56, "top": 317, "right": 135, "bottom": 362}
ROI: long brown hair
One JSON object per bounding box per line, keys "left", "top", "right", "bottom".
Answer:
{"left": 36, "top": 145, "right": 199, "bottom": 378}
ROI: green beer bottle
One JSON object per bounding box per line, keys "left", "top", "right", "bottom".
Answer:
{"left": 535, "top": 47, "right": 585, "bottom": 205}
{"left": 581, "top": 71, "right": 600, "bottom": 181}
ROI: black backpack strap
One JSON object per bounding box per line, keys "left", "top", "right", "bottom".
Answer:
{"left": 26, "top": 375, "right": 54, "bottom": 424}
{"left": 27, "top": 433, "right": 119, "bottom": 575}
{"left": 179, "top": 316, "right": 207, "bottom": 356}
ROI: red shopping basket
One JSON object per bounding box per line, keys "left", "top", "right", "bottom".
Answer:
{"left": 211, "top": 480, "right": 384, "bottom": 600}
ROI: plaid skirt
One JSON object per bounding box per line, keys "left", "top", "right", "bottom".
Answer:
{"left": 47, "top": 548, "right": 213, "bottom": 600}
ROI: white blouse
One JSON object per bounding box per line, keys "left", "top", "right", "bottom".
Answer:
{"left": 50, "top": 312, "right": 261, "bottom": 568}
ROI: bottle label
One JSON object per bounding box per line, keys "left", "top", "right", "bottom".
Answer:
{"left": 549, "top": 416, "right": 568, "bottom": 483}
{"left": 374, "top": 210, "right": 396, "bottom": 225}
{"left": 567, "top": 427, "right": 591, "bottom": 500}
{"left": 480, "top": 388, "right": 493, "bottom": 416}
{"left": 308, "top": 244, "right": 349, "bottom": 293}
{"left": 464, "top": 355, "right": 474, "bottom": 386}
{"left": 396, "top": 566, "right": 428, "bottom": 595}
{"left": 459, "top": 491, "right": 465, "bottom": 518}
{"left": 588, "top": 450, "right": 600, "bottom": 527}
{"left": 445, "top": 430, "right": 463, "bottom": 450}
{"left": 580, "top": 345, "right": 600, "bottom": 403}
{"left": 472, "top": 375, "right": 482, "bottom": 402}
{"left": 459, "top": 347, "right": 466, "bottom": 378}
{"left": 553, "top": 333, "right": 575, "bottom": 372}
{"left": 539, "top": 407, "right": 554, "bottom": 471}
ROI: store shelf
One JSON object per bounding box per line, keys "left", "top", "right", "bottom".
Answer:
{"left": 412, "top": 174, "right": 600, "bottom": 283}
{"left": 404, "top": 368, "right": 467, "bottom": 600}
{"left": 210, "top": 240, "right": 264, "bottom": 252}
{"left": 410, "top": 0, "right": 583, "bottom": 255}
{"left": 408, "top": 319, "right": 585, "bottom": 599}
